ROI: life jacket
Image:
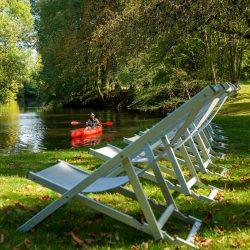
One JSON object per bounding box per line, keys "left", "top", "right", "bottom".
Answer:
{"left": 87, "top": 118, "right": 99, "bottom": 128}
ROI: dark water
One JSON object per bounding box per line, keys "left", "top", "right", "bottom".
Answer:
{"left": 0, "top": 100, "right": 162, "bottom": 154}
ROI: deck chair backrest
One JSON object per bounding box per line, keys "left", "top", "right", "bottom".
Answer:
{"left": 145, "top": 84, "right": 232, "bottom": 152}
{"left": 190, "top": 83, "right": 237, "bottom": 136}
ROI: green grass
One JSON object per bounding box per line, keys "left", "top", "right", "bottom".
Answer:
{"left": 0, "top": 84, "right": 250, "bottom": 249}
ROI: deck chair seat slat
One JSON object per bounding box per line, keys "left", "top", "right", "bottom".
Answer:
{"left": 32, "top": 161, "right": 134, "bottom": 193}
{"left": 90, "top": 144, "right": 149, "bottom": 163}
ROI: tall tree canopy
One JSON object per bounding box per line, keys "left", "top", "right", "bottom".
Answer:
{"left": 0, "top": 0, "right": 34, "bottom": 103}
{"left": 37, "top": 0, "right": 250, "bottom": 111}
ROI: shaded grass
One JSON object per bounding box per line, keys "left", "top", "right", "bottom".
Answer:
{"left": 0, "top": 84, "right": 250, "bottom": 249}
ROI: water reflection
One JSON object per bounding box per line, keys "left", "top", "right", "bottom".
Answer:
{"left": 0, "top": 102, "right": 19, "bottom": 154}
{"left": 15, "top": 112, "right": 45, "bottom": 153}
{"left": 70, "top": 134, "right": 113, "bottom": 148}
{"left": 0, "top": 102, "right": 46, "bottom": 154}
{"left": 70, "top": 135, "right": 102, "bottom": 148}
{"left": 0, "top": 100, "right": 162, "bottom": 154}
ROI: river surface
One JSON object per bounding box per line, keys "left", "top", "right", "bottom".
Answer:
{"left": 0, "top": 100, "right": 162, "bottom": 154}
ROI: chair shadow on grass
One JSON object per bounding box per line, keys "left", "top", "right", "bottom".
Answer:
{"left": 1, "top": 182, "right": 250, "bottom": 249}
{"left": 0, "top": 147, "right": 101, "bottom": 178}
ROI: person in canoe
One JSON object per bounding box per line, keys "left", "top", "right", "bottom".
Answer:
{"left": 86, "top": 113, "right": 101, "bottom": 129}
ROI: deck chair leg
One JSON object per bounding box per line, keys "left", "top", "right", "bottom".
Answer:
{"left": 143, "top": 144, "right": 177, "bottom": 208}
{"left": 18, "top": 158, "right": 126, "bottom": 232}
{"left": 194, "top": 131, "right": 228, "bottom": 177}
{"left": 161, "top": 135, "right": 191, "bottom": 195}
{"left": 179, "top": 144, "right": 200, "bottom": 179}
{"left": 122, "top": 157, "right": 163, "bottom": 240}
{"left": 18, "top": 191, "right": 73, "bottom": 232}
{"left": 185, "top": 130, "right": 208, "bottom": 174}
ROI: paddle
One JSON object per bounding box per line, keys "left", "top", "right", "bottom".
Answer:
{"left": 71, "top": 121, "right": 112, "bottom": 126}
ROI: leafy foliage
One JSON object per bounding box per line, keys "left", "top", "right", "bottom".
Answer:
{"left": 36, "top": 0, "right": 250, "bottom": 111}
{"left": 0, "top": 0, "right": 34, "bottom": 103}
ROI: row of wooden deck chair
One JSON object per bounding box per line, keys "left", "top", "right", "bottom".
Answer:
{"left": 18, "top": 83, "right": 240, "bottom": 248}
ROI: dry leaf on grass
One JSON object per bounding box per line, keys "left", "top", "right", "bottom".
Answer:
{"left": 239, "top": 171, "right": 250, "bottom": 176}
{"left": 114, "top": 232, "right": 119, "bottom": 241}
{"left": 141, "top": 241, "right": 149, "bottom": 249}
{"left": 224, "top": 172, "right": 231, "bottom": 177}
{"left": 84, "top": 238, "right": 96, "bottom": 244}
{"left": 202, "top": 238, "right": 212, "bottom": 247}
{"left": 0, "top": 234, "right": 4, "bottom": 244}
{"left": 88, "top": 232, "right": 97, "bottom": 238}
{"left": 240, "top": 177, "right": 250, "bottom": 182}
{"left": 131, "top": 245, "right": 139, "bottom": 250}
{"left": 206, "top": 211, "right": 213, "bottom": 219}
{"left": 85, "top": 220, "right": 94, "bottom": 225}
{"left": 39, "top": 195, "right": 50, "bottom": 201}
{"left": 70, "top": 231, "right": 86, "bottom": 247}
{"left": 70, "top": 229, "right": 95, "bottom": 245}
{"left": 13, "top": 239, "right": 31, "bottom": 249}
{"left": 100, "top": 232, "right": 112, "bottom": 238}
{"left": 195, "top": 235, "right": 213, "bottom": 248}
{"left": 215, "top": 192, "right": 224, "bottom": 201}
{"left": 230, "top": 239, "right": 245, "bottom": 248}
{"left": 214, "top": 225, "right": 224, "bottom": 235}
{"left": 231, "top": 165, "right": 239, "bottom": 169}
{"left": 94, "top": 196, "right": 102, "bottom": 202}
{"left": 217, "top": 236, "right": 225, "bottom": 243}
{"left": 13, "top": 202, "right": 25, "bottom": 209}
{"left": 35, "top": 187, "right": 44, "bottom": 192}
{"left": 26, "top": 185, "right": 33, "bottom": 190}
{"left": 23, "top": 239, "right": 31, "bottom": 249}
{"left": 8, "top": 163, "right": 17, "bottom": 169}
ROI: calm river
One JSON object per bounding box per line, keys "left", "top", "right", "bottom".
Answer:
{"left": 0, "top": 100, "right": 162, "bottom": 154}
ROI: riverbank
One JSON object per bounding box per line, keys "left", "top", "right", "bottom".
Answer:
{"left": 0, "top": 84, "right": 249, "bottom": 249}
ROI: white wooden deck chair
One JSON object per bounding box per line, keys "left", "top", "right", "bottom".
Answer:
{"left": 177, "top": 83, "right": 238, "bottom": 176}
{"left": 17, "top": 116, "right": 209, "bottom": 248}
{"left": 189, "top": 83, "right": 239, "bottom": 160}
{"left": 207, "top": 83, "right": 240, "bottom": 142}
{"left": 90, "top": 84, "right": 232, "bottom": 202}
{"left": 136, "top": 82, "right": 238, "bottom": 176}
{"left": 174, "top": 83, "right": 238, "bottom": 159}
{"left": 123, "top": 83, "right": 237, "bottom": 177}
{"left": 130, "top": 83, "right": 237, "bottom": 177}
{"left": 17, "top": 162, "right": 203, "bottom": 248}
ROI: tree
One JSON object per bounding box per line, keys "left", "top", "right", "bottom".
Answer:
{"left": 36, "top": 0, "right": 123, "bottom": 105}
{"left": 36, "top": 0, "right": 250, "bottom": 111}
{"left": 0, "top": 0, "right": 34, "bottom": 103}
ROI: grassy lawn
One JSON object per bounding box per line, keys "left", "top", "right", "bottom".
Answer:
{"left": 0, "top": 84, "right": 249, "bottom": 249}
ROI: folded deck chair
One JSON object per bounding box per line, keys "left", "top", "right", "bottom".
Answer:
{"left": 187, "top": 83, "right": 239, "bottom": 161}
{"left": 176, "top": 83, "right": 238, "bottom": 176}
{"left": 132, "top": 83, "right": 238, "bottom": 177}
{"left": 195, "top": 83, "right": 239, "bottom": 155}
{"left": 90, "top": 84, "right": 233, "bottom": 202}
{"left": 124, "top": 83, "right": 237, "bottom": 177}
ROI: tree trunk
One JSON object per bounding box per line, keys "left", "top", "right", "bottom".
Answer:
{"left": 204, "top": 29, "right": 217, "bottom": 83}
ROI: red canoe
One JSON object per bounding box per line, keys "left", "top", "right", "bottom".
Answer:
{"left": 70, "top": 126, "right": 102, "bottom": 138}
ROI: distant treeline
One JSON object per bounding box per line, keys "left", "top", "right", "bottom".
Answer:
{"left": 1, "top": 1, "right": 249, "bottom": 112}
